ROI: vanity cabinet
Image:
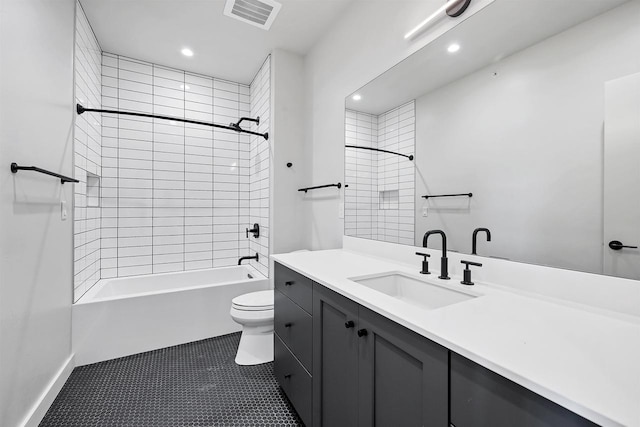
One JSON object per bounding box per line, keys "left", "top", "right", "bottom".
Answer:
{"left": 450, "top": 353, "right": 597, "bottom": 427}
{"left": 274, "top": 263, "right": 313, "bottom": 426}
{"left": 312, "top": 283, "right": 448, "bottom": 427}
{"left": 274, "top": 262, "right": 599, "bottom": 427}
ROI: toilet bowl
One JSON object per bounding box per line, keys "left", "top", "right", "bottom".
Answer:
{"left": 230, "top": 290, "right": 274, "bottom": 365}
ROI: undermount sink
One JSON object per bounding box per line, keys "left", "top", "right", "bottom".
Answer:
{"left": 349, "top": 272, "right": 479, "bottom": 310}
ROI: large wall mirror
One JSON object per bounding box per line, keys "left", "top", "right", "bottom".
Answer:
{"left": 344, "top": 0, "right": 640, "bottom": 280}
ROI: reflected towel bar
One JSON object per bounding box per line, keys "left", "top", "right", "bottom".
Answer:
{"left": 298, "top": 183, "right": 346, "bottom": 193}
{"left": 10, "top": 162, "right": 79, "bottom": 184}
{"left": 76, "top": 104, "right": 268, "bottom": 140}
{"left": 422, "top": 193, "right": 472, "bottom": 199}
{"left": 345, "top": 145, "right": 414, "bottom": 161}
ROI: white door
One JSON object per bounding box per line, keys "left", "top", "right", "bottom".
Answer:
{"left": 603, "top": 72, "right": 640, "bottom": 280}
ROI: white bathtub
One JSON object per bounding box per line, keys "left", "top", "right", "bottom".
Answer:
{"left": 72, "top": 266, "right": 269, "bottom": 366}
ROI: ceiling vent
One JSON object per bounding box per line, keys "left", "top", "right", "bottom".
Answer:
{"left": 224, "top": 0, "right": 282, "bottom": 30}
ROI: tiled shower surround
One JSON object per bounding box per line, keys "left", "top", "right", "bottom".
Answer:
{"left": 73, "top": 2, "right": 102, "bottom": 298}
{"left": 345, "top": 101, "right": 415, "bottom": 245}
{"left": 73, "top": 5, "right": 270, "bottom": 301}
{"left": 248, "top": 58, "right": 271, "bottom": 278}
{"left": 100, "top": 53, "right": 271, "bottom": 281}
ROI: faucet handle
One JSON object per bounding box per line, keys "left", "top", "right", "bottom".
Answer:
{"left": 415, "top": 252, "right": 431, "bottom": 275}
{"left": 460, "top": 260, "right": 482, "bottom": 285}
{"left": 461, "top": 260, "right": 482, "bottom": 268}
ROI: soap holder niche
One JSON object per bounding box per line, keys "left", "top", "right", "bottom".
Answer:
{"left": 86, "top": 172, "right": 100, "bottom": 207}
{"left": 379, "top": 189, "right": 399, "bottom": 210}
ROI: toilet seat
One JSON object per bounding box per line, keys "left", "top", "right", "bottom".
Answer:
{"left": 231, "top": 290, "right": 274, "bottom": 311}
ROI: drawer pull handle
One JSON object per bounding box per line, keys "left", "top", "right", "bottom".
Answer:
{"left": 357, "top": 329, "right": 368, "bottom": 337}
{"left": 284, "top": 323, "right": 292, "bottom": 328}
{"left": 345, "top": 320, "right": 355, "bottom": 328}
{"left": 285, "top": 281, "right": 294, "bottom": 286}
{"left": 284, "top": 374, "right": 291, "bottom": 379}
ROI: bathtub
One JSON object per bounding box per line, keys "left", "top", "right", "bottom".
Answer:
{"left": 72, "top": 266, "right": 269, "bottom": 366}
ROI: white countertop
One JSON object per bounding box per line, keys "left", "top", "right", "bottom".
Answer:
{"left": 271, "top": 249, "right": 640, "bottom": 427}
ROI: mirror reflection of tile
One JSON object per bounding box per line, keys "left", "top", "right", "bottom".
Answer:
{"left": 345, "top": 101, "right": 415, "bottom": 245}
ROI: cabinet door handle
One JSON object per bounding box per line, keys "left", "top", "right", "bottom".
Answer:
{"left": 284, "top": 323, "right": 292, "bottom": 328}
{"left": 284, "top": 374, "right": 291, "bottom": 379}
{"left": 285, "top": 281, "right": 294, "bottom": 286}
{"left": 345, "top": 320, "right": 355, "bottom": 328}
{"left": 357, "top": 328, "right": 368, "bottom": 337}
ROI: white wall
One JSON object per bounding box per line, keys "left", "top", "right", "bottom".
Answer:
{"left": 0, "top": 0, "right": 75, "bottom": 426}
{"left": 270, "top": 49, "right": 308, "bottom": 254}
{"left": 303, "top": 0, "right": 494, "bottom": 250}
{"left": 414, "top": 1, "right": 640, "bottom": 273}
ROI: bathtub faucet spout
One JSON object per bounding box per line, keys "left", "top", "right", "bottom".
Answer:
{"left": 238, "top": 253, "right": 259, "bottom": 265}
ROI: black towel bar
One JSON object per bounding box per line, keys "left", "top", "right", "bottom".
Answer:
{"left": 422, "top": 193, "right": 472, "bottom": 199}
{"left": 298, "top": 183, "right": 345, "bottom": 193}
{"left": 10, "top": 162, "right": 79, "bottom": 184}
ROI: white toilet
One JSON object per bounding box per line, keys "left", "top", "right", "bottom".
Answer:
{"left": 230, "top": 290, "right": 274, "bottom": 365}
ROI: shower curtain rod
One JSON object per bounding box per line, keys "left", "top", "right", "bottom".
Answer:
{"left": 76, "top": 104, "right": 269, "bottom": 140}
{"left": 345, "top": 144, "right": 413, "bottom": 160}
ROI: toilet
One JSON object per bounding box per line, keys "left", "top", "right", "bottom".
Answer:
{"left": 230, "top": 290, "right": 274, "bottom": 365}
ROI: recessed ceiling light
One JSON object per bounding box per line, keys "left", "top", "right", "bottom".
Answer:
{"left": 180, "top": 84, "right": 190, "bottom": 90}
{"left": 181, "top": 48, "right": 194, "bottom": 57}
{"left": 352, "top": 94, "right": 362, "bottom": 101}
{"left": 448, "top": 43, "right": 461, "bottom": 53}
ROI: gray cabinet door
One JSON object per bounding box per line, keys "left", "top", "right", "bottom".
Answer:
{"left": 358, "top": 306, "right": 449, "bottom": 427}
{"left": 450, "top": 352, "right": 598, "bottom": 427}
{"left": 313, "top": 283, "right": 360, "bottom": 427}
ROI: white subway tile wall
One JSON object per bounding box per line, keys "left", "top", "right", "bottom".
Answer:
{"left": 248, "top": 57, "right": 271, "bottom": 277}
{"left": 74, "top": 2, "right": 102, "bottom": 301}
{"left": 100, "top": 53, "right": 270, "bottom": 280}
{"left": 345, "top": 101, "right": 415, "bottom": 245}
{"left": 345, "top": 110, "right": 379, "bottom": 240}
{"left": 377, "top": 101, "right": 415, "bottom": 245}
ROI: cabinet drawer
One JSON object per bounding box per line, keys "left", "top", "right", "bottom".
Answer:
{"left": 275, "top": 334, "right": 312, "bottom": 427}
{"left": 275, "top": 290, "right": 312, "bottom": 372}
{"left": 450, "top": 353, "right": 597, "bottom": 427}
{"left": 275, "top": 262, "right": 313, "bottom": 314}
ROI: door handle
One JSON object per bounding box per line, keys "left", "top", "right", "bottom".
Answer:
{"left": 609, "top": 240, "right": 638, "bottom": 251}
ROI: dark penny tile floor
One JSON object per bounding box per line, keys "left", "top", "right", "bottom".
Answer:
{"left": 39, "top": 333, "right": 302, "bottom": 427}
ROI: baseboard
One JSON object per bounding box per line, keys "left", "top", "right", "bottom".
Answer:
{"left": 20, "top": 354, "right": 75, "bottom": 427}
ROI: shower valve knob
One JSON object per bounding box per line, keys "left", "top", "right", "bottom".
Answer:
{"left": 246, "top": 223, "right": 260, "bottom": 238}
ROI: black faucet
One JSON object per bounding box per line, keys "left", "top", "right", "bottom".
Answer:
{"left": 422, "top": 230, "right": 449, "bottom": 280}
{"left": 472, "top": 228, "right": 491, "bottom": 255}
{"left": 238, "top": 253, "right": 259, "bottom": 265}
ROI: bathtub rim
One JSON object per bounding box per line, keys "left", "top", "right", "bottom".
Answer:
{"left": 76, "top": 265, "right": 266, "bottom": 305}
